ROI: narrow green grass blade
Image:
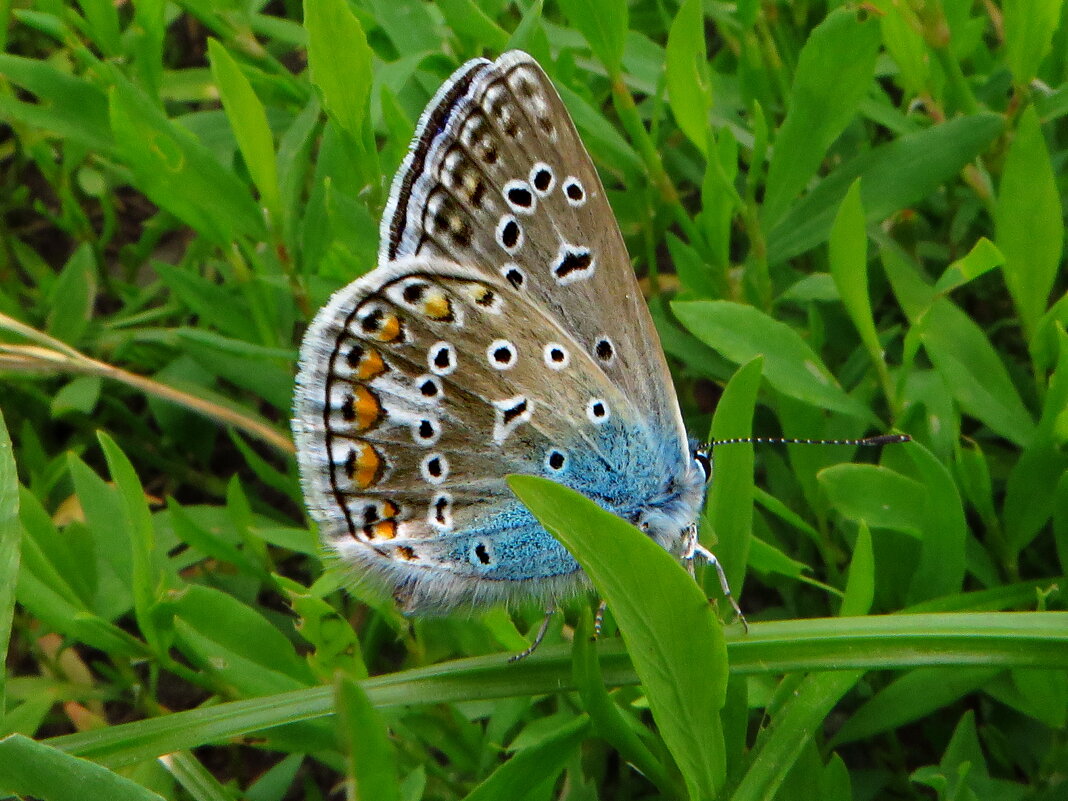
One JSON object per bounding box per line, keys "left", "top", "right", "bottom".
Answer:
{"left": 707, "top": 357, "right": 761, "bottom": 598}
{"left": 995, "top": 106, "right": 1063, "bottom": 341}
{"left": 304, "top": 0, "right": 373, "bottom": 139}
{"left": 337, "top": 676, "right": 400, "bottom": 801}
{"left": 508, "top": 475, "right": 728, "bottom": 801}
{"left": 572, "top": 614, "right": 675, "bottom": 796}
{"left": 557, "top": 0, "right": 627, "bottom": 74}
{"left": 0, "top": 734, "right": 165, "bottom": 800}
{"left": 107, "top": 79, "right": 266, "bottom": 244}
{"left": 665, "top": 0, "right": 711, "bottom": 154}
{"left": 46, "top": 614, "right": 1068, "bottom": 768}
{"left": 208, "top": 39, "right": 282, "bottom": 220}
{"left": 0, "top": 410, "right": 19, "bottom": 721}
{"left": 462, "top": 716, "right": 590, "bottom": 801}
{"left": 729, "top": 670, "right": 864, "bottom": 801}
{"left": 839, "top": 522, "right": 874, "bottom": 617}
{"left": 829, "top": 666, "right": 1001, "bottom": 747}
{"left": 97, "top": 432, "right": 165, "bottom": 655}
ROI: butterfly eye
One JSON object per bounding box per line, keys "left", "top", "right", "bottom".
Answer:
{"left": 693, "top": 452, "right": 712, "bottom": 483}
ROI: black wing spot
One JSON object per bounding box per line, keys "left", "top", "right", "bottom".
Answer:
{"left": 507, "top": 186, "right": 533, "bottom": 207}
{"left": 474, "top": 542, "right": 492, "bottom": 564}
{"left": 502, "top": 398, "right": 528, "bottom": 424}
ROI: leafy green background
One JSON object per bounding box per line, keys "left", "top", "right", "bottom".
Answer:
{"left": 1, "top": 1, "right": 1067, "bottom": 799}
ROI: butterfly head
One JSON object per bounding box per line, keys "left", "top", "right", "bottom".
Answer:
{"left": 622, "top": 438, "right": 710, "bottom": 559}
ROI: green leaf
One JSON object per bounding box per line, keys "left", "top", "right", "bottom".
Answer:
{"left": 557, "top": 0, "right": 628, "bottom": 74}
{"left": 304, "top": 0, "right": 373, "bottom": 139}
{"left": 730, "top": 671, "right": 864, "bottom": 801}
{"left": 707, "top": 357, "right": 762, "bottom": 597}
{"left": 0, "top": 411, "right": 19, "bottom": 720}
{"left": 819, "top": 464, "right": 925, "bottom": 535}
{"left": 108, "top": 79, "right": 266, "bottom": 244}
{"left": 932, "top": 237, "right": 1005, "bottom": 295}
{"left": 572, "top": 615, "right": 674, "bottom": 796}
{"left": 45, "top": 243, "right": 97, "bottom": 346}
{"left": 673, "top": 300, "right": 872, "bottom": 420}
{"left": 463, "top": 716, "right": 590, "bottom": 801}
{"left": 508, "top": 476, "right": 727, "bottom": 801}
{"left": 762, "top": 7, "right": 881, "bottom": 228}
{"left": 336, "top": 676, "right": 400, "bottom": 801}
{"left": 1001, "top": 0, "right": 1066, "bottom": 84}
{"left": 829, "top": 179, "right": 886, "bottom": 387}
{"left": 840, "top": 522, "right": 874, "bottom": 617}
{"left": 918, "top": 299, "right": 1035, "bottom": 447}
{"left": 437, "top": 0, "right": 510, "bottom": 50}
{"left": 45, "top": 614, "right": 1068, "bottom": 768}
{"left": 208, "top": 39, "right": 282, "bottom": 219}
{"left": 995, "top": 106, "right": 1064, "bottom": 341}
{"left": 906, "top": 442, "right": 967, "bottom": 604}
{"left": 0, "top": 734, "right": 166, "bottom": 800}
{"left": 0, "top": 54, "right": 111, "bottom": 150}
{"left": 830, "top": 667, "right": 1000, "bottom": 746}
{"left": 665, "top": 0, "right": 711, "bottom": 154}
{"left": 768, "top": 114, "right": 1003, "bottom": 265}
{"left": 97, "top": 432, "right": 164, "bottom": 653}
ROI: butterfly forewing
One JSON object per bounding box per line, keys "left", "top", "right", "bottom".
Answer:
{"left": 382, "top": 51, "right": 686, "bottom": 443}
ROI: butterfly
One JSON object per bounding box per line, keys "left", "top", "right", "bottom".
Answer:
{"left": 293, "top": 51, "right": 737, "bottom": 653}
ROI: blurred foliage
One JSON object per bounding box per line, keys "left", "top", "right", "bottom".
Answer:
{"left": 1, "top": 0, "right": 1066, "bottom": 799}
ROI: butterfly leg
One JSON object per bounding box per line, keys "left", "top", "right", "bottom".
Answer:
{"left": 593, "top": 599, "right": 608, "bottom": 639}
{"left": 508, "top": 608, "right": 555, "bottom": 662}
{"left": 691, "top": 543, "right": 749, "bottom": 632}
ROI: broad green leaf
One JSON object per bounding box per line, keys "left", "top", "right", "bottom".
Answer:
{"left": 108, "top": 80, "right": 266, "bottom": 244}
{"left": 1002, "top": 0, "right": 1066, "bottom": 84}
{"left": 304, "top": 0, "right": 373, "bottom": 138}
{"left": 557, "top": 0, "right": 627, "bottom": 74}
{"left": 933, "top": 237, "right": 1005, "bottom": 295}
{"left": 673, "top": 300, "right": 872, "bottom": 420}
{"left": 907, "top": 441, "right": 967, "bottom": 604}
{"left": 0, "top": 411, "right": 18, "bottom": 720}
{"left": 463, "top": 716, "right": 590, "bottom": 801}
{"left": 337, "top": 676, "right": 400, "bottom": 801}
{"left": 508, "top": 476, "right": 728, "bottom": 801}
{"left": 762, "top": 7, "right": 881, "bottom": 228}
{"left": 840, "top": 522, "right": 874, "bottom": 617}
{"left": 918, "top": 299, "right": 1035, "bottom": 446}
{"left": 665, "top": 0, "right": 711, "bottom": 154}
{"left": 0, "top": 734, "right": 165, "bottom": 800}
{"left": 208, "top": 39, "right": 282, "bottom": 219}
{"left": 830, "top": 667, "right": 1000, "bottom": 746}
{"left": 819, "top": 464, "right": 925, "bottom": 535}
{"left": 829, "top": 179, "right": 886, "bottom": 387}
{"left": 769, "top": 114, "right": 1003, "bottom": 265}
{"left": 707, "top": 357, "right": 761, "bottom": 597}
{"left": 995, "top": 106, "right": 1064, "bottom": 341}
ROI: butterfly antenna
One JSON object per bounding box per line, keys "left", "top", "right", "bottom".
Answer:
{"left": 701, "top": 433, "right": 911, "bottom": 449}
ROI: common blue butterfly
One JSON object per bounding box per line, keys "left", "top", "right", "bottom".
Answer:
{"left": 293, "top": 51, "right": 741, "bottom": 653}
